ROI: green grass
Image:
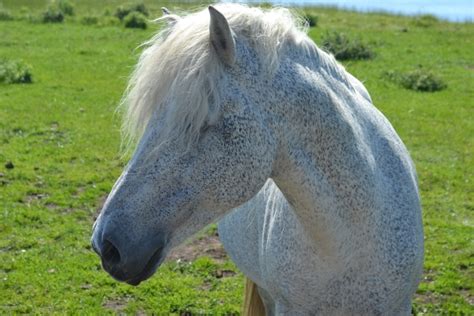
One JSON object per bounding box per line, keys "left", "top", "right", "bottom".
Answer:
{"left": 1, "top": 1, "right": 473, "bottom": 314}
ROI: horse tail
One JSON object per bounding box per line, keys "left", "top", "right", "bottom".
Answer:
{"left": 243, "top": 277, "right": 266, "bottom": 316}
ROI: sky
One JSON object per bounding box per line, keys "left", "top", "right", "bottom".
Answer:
{"left": 227, "top": 0, "right": 474, "bottom": 22}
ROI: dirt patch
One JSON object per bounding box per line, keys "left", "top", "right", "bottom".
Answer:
{"left": 23, "top": 192, "right": 48, "bottom": 205}
{"left": 45, "top": 202, "right": 58, "bottom": 210}
{"left": 103, "top": 295, "right": 137, "bottom": 313}
{"left": 103, "top": 298, "right": 128, "bottom": 312}
{"left": 414, "top": 291, "right": 440, "bottom": 305}
{"left": 167, "top": 234, "right": 228, "bottom": 264}
{"left": 198, "top": 281, "right": 213, "bottom": 291}
{"left": 460, "top": 290, "right": 474, "bottom": 306}
{"left": 72, "top": 186, "right": 86, "bottom": 197}
{"left": 214, "top": 269, "right": 236, "bottom": 278}
{"left": 103, "top": 297, "right": 146, "bottom": 315}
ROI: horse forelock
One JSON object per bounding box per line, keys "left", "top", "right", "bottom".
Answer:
{"left": 120, "top": 3, "right": 348, "bottom": 153}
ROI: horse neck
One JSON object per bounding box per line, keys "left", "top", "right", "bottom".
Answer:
{"left": 266, "top": 53, "right": 375, "bottom": 254}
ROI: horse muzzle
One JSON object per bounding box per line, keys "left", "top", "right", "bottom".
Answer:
{"left": 91, "top": 221, "right": 167, "bottom": 286}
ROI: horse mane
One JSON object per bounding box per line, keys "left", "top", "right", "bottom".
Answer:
{"left": 121, "top": 3, "right": 348, "bottom": 152}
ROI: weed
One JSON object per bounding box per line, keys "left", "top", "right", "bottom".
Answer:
{"left": 42, "top": 6, "right": 64, "bottom": 23}
{"left": 259, "top": 2, "right": 273, "bottom": 9}
{"left": 0, "top": 6, "right": 13, "bottom": 21}
{"left": 41, "top": 0, "right": 75, "bottom": 23}
{"left": 57, "top": 0, "right": 74, "bottom": 16}
{"left": 321, "top": 31, "right": 374, "bottom": 60}
{"left": 0, "top": 59, "right": 33, "bottom": 84}
{"left": 123, "top": 11, "right": 147, "bottom": 29}
{"left": 413, "top": 14, "right": 439, "bottom": 27}
{"left": 19, "top": 6, "right": 30, "bottom": 18}
{"left": 115, "top": 3, "right": 149, "bottom": 21}
{"left": 99, "top": 16, "right": 121, "bottom": 27}
{"left": 304, "top": 13, "right": 318, "bottom": 27}
{"left": 81, "top": 15, "right": 99, "bottom": 25}
{"left": 384, "top": 69, "right": 447, "bottom": 92}
{"left": 16, "top": 7, "right": 39, "bottom": 23}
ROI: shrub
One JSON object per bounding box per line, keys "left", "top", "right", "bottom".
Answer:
{"left": 17, "top": 6, "right": 38, "bottom": 23}
{"left": 115, "top": 3, "right": 149, "bottom": 21}
{"left": 0, "top": 59, "right": 33, "bottom": 84}
{"left": 383, "top": 69, "right": 447, "bottom": 92}
{"left": 99, "top": 16, "right": 121, "bottom": 27}
{"left": 0, "top": 7, "right": 13, "bottom": 21}
{"left": 259, "top": 2, "right": 273, "bottom": 9}
{"left": 413, "top": 14, "right": 439, "bottom": 27}
{"left": 57, "top": 0, "right": 74, "bottom": 16}
{"left": 19, "top": 6, "right": 30, "bottom": 16}
{"left": 321, "top": 32, "right": 374, "bottom": 60}
{"left": 81, "top": 15, "right": 99, "bottom": 25}
{"left": 41, "top": 0, "right": 74, "bottom": 23}
{"left": 42, "top": 6, "right": 64, "bottom": 23}
{"left": 304, "top": 13, "right": 318, "bottom": 27}
{"left": 123, "top": 11, "right": 147, "bottom": 29}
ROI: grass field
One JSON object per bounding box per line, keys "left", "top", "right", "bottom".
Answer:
{"left": 0, "top": 1, "right": 473, "bottom": 314}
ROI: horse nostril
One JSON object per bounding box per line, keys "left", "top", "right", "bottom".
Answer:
{"left": 102, "top": 239, "right": 121, "bottom": 266}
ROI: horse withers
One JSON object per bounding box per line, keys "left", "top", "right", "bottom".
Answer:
{"left": 91, "top": 4, "right": 423, "bottom": 315}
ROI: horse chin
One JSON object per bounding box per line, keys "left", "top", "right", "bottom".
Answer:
{"left": 106, "top": 247, "right": 166, "bottom": 286}
{"left": 130, "top": 247, "right": 167, "bottom": 286}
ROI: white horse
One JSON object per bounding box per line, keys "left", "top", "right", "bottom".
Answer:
{"left": 91, "top": 4, "right": 423, "bottom": 315}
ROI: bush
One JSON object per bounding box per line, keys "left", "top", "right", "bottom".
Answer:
{"left": 19, "top": 6, "right": 30, "bottom": 16}
{"left": 0, "top": 7, "right": 13, "bottom": 21}
{"left": 81, "top": 15, "right": 99, "bottom": 25}
{"left": 384, "top": 69, "right": 447, "bottom": 92}
{"left": 304, "top": 13, "right": 318, "bottom": 27}
{"left": 42, "top": 6, "right": 64, "bottom": 23}
{"left": 99, "top": 16, "right": 121, "bottom": 27}
{"left": 41, "top": 1, "right": 74, "bottom": 23}
{"left": 259, "top": 2, "right": 273, "bottom": 9}
{"left": 17, "top": 6, "right": 39, "bottom": 23}
{"left": 0, "top": 59, "right": 33, "bottom": 84}
{"left": 321, "top": 32, "right": 374, "bottom": 60}
{"left": 413, "top": 14, "right": 439, "bottom": 27}
{"left": 115, "top": 3, "right": 149, "bottom": 21}
{"left": 123, "top": 11, "right": 147, "bottom": 29}
{"left": 57, "top": 0, "right": 74, "bottom": 16}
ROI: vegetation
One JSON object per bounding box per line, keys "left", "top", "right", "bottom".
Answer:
{"left": 0, "top": 1, "right": 472, "bottom": 314}
{"left": 115, "top": 2, "right": 149, "bottom": 21}
{"left": 41, "top": 0, "right": 74, "bottom": 23}
{"left": 80, "top": 15, "right": 99, "bottom": 26}
{"left": 384, "top": 68, "right": 447, "bottom": 92}
{"left": 57, "top": 0, "right": 74, "bottom": 16}
{"left": 413, "top": 14, "right": 440, "bottom": 28}
{"left": 123, "top": 11, "right": 147, "bottom": 29}
{"left": 321, "top": 31, "right": 374, "bottom": 60}
{"left": 42, "top": 6, "right": 64, "bottom": 23}
{"left": 0, "top": 59, "right": 32, "bottom": 84}
{"left": 0, "top": 6, "right": 13, "bottom": 21}
{"left": 304, "top": 13, "right": 318, "bottom": 27}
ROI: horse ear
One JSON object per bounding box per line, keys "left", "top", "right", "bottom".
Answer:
{"left": 208, "top": 6, "right": 236, "bottom": 65}
{"left": 160, "top": 7, "right": 180, "bottom": 26}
